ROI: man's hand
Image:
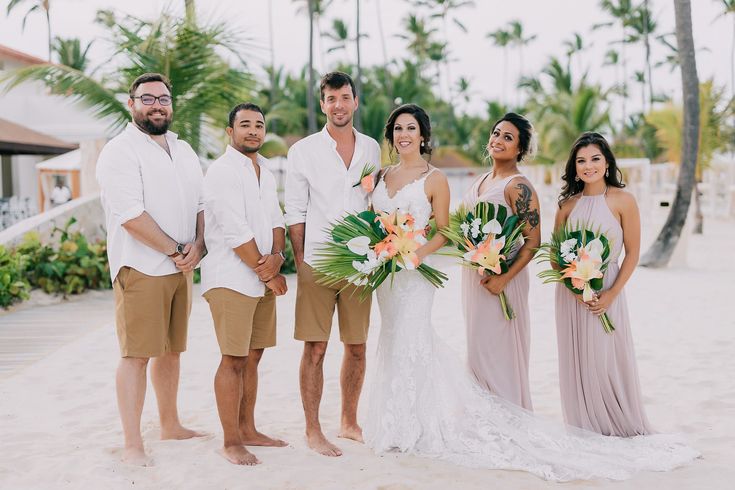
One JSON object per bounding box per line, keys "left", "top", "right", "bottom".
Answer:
{"left": 175, "top": 240, "right": 206, "bottom": 272}
{"left": 265, "top": 274, "right": 287, "bottom": 296}
{"left": 254, "top": 253, "right": 284, "bottom": 282}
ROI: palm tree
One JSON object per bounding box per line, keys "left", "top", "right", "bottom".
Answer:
{"left": 1, "top": 9, "right": 254, "bottom": 156}
{"left": 355, "top": 0, "right": 363, "bottom": 130}
{"left": 410, "top": 0, "right": 475, "bottom": 98}
{"left": 640, "top": 0, "right": 700, "bottom": 268}
{"left": 6, "top": 0, "right": 52, "bottom": 61}
{"left": 626, "top": 0, "right": 658, "bottom": 112}
{"left": 487, "top": 27, "right": 512, "bottom": 104}
{"left": 396, "top": 14, "right": 440, "bottom": 80}
{"left": 508, "top": 19, "right": 537, "bottom": 92}
{"left": 52, "top": 37, "right": 92, "bottom": 73}
{"left": 563, "top": 32, "right": 588, "bottom": 78}
{"left": 596, "top": 0, "right": 635, "bottom": 129}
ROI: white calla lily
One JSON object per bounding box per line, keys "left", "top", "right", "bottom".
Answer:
{"left": 584, "top": 238, "right": 604, "bottom": 261}
{"left": 346, "top": 236, "right": 371, "bottom": 256}
{"left": 482, "top": 219, "right": 502, "bottom": 235}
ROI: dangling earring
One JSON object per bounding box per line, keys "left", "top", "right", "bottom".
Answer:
{"left": 420, "top": 140, "right": 425, "bottom": 148}
{"left": 574, "top": 175, "right": 580, "bottom": 182}
{"left": 605, "top": 168, "right": 609, "bottom": 178}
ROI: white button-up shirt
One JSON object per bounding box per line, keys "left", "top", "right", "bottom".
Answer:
{"left": 96, "top": 123, "right": 204, "bottom": 281}
{"left": 284, "top": 126, "right": 381, "bottom": 266}
{"left": 201, "top": 146, "right": 285, "bottom": 298}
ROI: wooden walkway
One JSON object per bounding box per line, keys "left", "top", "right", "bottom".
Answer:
{"left": 0, "top": 291, "right": 114, "bottom": 379}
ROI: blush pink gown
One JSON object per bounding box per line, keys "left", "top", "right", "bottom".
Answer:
{"left": 555, "top": 192, "right": 652, "bottom": 437}
{"left": 461, "top": 172, "right": 533, "bottom": 410}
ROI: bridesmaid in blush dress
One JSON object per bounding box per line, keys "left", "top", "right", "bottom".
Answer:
{"left": 553, "top": 132, "right": 652, "bottom": 437}
{"left": 462, "top": 113, "right": 541, "bottom": 410}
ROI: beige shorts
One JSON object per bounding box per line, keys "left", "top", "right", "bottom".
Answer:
{"left": 294, "top": 262, "right": 371, "bottom": 344}
{"left": 113, "top": 266, "right": 192, "bottom": 358}
{"left": 204, "top": 287, "right": 277, "bottom": 356}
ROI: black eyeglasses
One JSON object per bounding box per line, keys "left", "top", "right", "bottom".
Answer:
{"left": 132, "top": 94, "right": 172, "bottom": 106}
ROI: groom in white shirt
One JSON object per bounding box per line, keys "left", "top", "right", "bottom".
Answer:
{"left": 201, "top": 103, "right": 289, "bottom": 465}
{"left": 285, "top": 72, "right": 381, "bottom": 457}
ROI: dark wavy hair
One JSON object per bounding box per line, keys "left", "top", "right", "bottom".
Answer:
{"left": 491, "top": 112, "right": 535, "bottom": 162}
{"left": 384, "top": 103, "right": 432, "bottom": 156}
{"left": 559, "top": 132, "right": 625, "bottom": 207}
{"left": 319, "top": 71, "right": 356, "bottom": 100}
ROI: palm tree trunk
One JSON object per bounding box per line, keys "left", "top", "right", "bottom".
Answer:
{"left": 644, "top": 0, "right": 654, "bottom": 110}
{"left": 355, "top": 0, "right": 363, "bottom": 131}
{"left": 640, "top": 0, "right": 700, "bottom": 267}
{"left": 374, "top": 0, "right": 393, "bottom": 104}
{"left": 693, "top": 180, "right": 703, "bottom": 234}
{"left": 45, "top": 8, "right": 51, "bottom": 62}
{"left": 184, "top": 0, "right": 196, "bottom": 23}
{"left": 307, "top": 0, "right": 317, "bottom": 134}
{"left": 621, "top": 25, "right": 627, "bottom": 127}
{"left": 732, "top": 14, "right": 735, "bottom": 100}
{"left": 268, "top": 1, "right": 278, "bottom": 133}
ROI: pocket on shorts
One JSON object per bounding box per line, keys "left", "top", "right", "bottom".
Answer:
{"left": 116, "top": 266, "right": 131, "bottom": 290}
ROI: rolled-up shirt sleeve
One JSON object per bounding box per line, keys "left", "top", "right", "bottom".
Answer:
{"left": 96, "top": 144, "right": 145, "bottom": 224}
{"left": 284, "top": 145, "right": 308, "bottom": 226}
{"left": 270, "top": 190, "right": 286, "bottom": 230}
{"left": 205, "top": 167, "right": 254, "bottom": 249}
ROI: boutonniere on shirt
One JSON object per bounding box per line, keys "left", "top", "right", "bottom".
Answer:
{"left": 352, "top": 162, "right": 377, "bottom": 193}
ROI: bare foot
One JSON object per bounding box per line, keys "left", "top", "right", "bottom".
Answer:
{"left": 338, "top": 424, "right": 364, "bottom": 443}
{"left": 221, "top": 445, "right": 260, "bottom": 466}
{"left": 121, "top": 446, "right": 152, "bottom": 466}
{"left": 239, "top": 429, "right": 288, "bottom": 447}
{"left": 160, "top": 425, "right": 205, "bottom": 440}
{"left": 306, "top": 431, "right": 342, "bottom": 457}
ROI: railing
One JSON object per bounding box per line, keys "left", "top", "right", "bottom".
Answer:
{"left": 0, "top": 196, "right": 37, "bottom": 231}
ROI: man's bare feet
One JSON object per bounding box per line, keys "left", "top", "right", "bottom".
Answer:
{"left": 121, "top": 446, "right": 152, "bottom": 466}
{"left": 239, "top": 429, "right": 288, "bottom": 447}
{"left": 160, "top": 425, "right": 205, "bottom": 440}
{"left": 306, "top": 431, "right": 342, "bottom": 457}
{"left": 221, "top": 445, "right": 260, "bottom": 465}
{"left": 338, "top": 424, "right": 364, "bottom": 443}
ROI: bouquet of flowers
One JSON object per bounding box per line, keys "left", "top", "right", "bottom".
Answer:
{"left": 352, "top": 162, "right": 376, "bottom": 193}
{"left": 441, "top": 202, "right": 524, "bottom": 320}
{"left": 536, "top": 224, "right": 615, "bottom": 333}
{"left": 313, "top": 209, "right": 448, "bottom": 300}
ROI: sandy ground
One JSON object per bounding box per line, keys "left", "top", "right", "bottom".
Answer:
{"left": 0, "top": 219, "right": 733, "bottom": 489}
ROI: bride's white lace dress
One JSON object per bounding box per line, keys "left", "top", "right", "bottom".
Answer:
{"left": 364, "top": 169, "right": 699, "bottom": 481}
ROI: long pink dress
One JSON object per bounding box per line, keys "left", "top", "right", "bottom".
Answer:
{"left": 462, "top": 172, "right": 533, "bottom": 410}
{"left": 556, "top": 192, "right": 652, "bottom": 437}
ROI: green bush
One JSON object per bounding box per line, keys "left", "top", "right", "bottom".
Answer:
{"left": 0, "top": 245, "right": 31, "bottom": 308}
{"left": 14, "top": 217, "right": 111, "bottom": 298}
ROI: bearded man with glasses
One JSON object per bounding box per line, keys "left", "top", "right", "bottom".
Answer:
{"left": 96, "top": 72, "right": 206, "bottom": 465}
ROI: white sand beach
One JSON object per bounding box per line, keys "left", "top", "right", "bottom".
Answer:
{"left": 0, "top": 219, "right": 733, "bottom": 490}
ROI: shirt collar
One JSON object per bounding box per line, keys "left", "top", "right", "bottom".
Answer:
{"left": 320, "top": 124, "right": 359, "bottom": 149}
{"left": 225, "top": 144, "right": 263, "bottom": 171}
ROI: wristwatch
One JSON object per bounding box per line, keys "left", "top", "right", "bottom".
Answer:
{"left": 168, "top": 242, "right": 185, "bottom": 257}
{"left": 275, "top": 250, "right": 286, "bottom": 261}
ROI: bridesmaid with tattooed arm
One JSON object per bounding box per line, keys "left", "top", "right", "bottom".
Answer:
{"left": 461, "top": 113, "right": 541, "bottom": 410}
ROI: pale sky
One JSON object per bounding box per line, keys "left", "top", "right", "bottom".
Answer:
{"left": 0, "top": 0, "right": 731, "bottom": 117}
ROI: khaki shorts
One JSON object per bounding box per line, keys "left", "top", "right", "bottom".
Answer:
{"left": 294, "top": 262, "right": 371, "bottom": 344}
{"left": 204, "top": 287, "right": 277, "bottom": 356}
{"left": 113, "top": 266, "right": 192, "bottom": 358}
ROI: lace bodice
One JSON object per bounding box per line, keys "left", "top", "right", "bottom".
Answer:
{"left": 371, "top": 167, "right": 435, "bottom": 230}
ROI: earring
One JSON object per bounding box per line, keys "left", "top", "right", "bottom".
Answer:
{"left": 420, "top": 140, "right": 425, "bottom": 147}
{"left": 574, "top": 175, "right": 580, "bottom": 182}
{"left": 605, "top": 168, "right": 609, "bottom": 178}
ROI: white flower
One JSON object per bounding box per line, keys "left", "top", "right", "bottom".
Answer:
{"left": 470, "top": 218, "right": 482, "bottom": 238}
{"left": 560, "top": 238, "right": 578, "bottom": 256}
{"left": 561, "top": 251, "right": 577, "bottom": 263}
{"left": 482, "top": 219, "right": 502, "bottom": 236}
{"left": 584, "top": 238, "right": 604, "bottom": 261}
{"left": 351, "top": 249, "right": 383, "bottom": 275}
{"left": 346, "top": 236, "right": 371, "bottom": 256}
{"left": 460, "top": 222, "right": 470, "bottom": 237}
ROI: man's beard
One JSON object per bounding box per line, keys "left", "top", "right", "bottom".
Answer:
{"left": 329, "top": 113, "right": 353, "bottom": 128}
{"left": 133, "top": 110, "right": 172, "bottom": 135}
{"left": 237, "top": 141, "right": 262, "bottom": 154}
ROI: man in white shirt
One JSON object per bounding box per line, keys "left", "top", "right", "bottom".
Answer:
{"left": 285, "top": 72, "right": 381, "bottom": 457}
{"left": 96, "top": 73, "right": 205, "bottom": 466}
{"left": 201, "top": 103, "right": 288, "bottom": 466}
{"left": 50, "top": 176, "right": 72, "bottom": 206}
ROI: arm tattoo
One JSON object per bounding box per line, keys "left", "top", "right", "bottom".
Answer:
{"left": 514, "top": 182, "right": 540, "bottom": 230}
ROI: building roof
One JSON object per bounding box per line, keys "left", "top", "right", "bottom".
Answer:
{"left": 0, "top": 117, "right": 78, "bottom": 155}
{"left": 0, "top": 44, "right": 46, "bottom": 66}
{"left": 35, "top": 149, "right": 81, "bottom": 171}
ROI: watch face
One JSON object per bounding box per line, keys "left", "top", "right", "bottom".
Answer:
{"left": 177, "top": 243, "right": 185, "bottom": 255}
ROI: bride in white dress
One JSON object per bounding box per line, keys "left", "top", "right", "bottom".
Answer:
{"left": 364, "top": 104, "right": 699, "bottom": 481}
